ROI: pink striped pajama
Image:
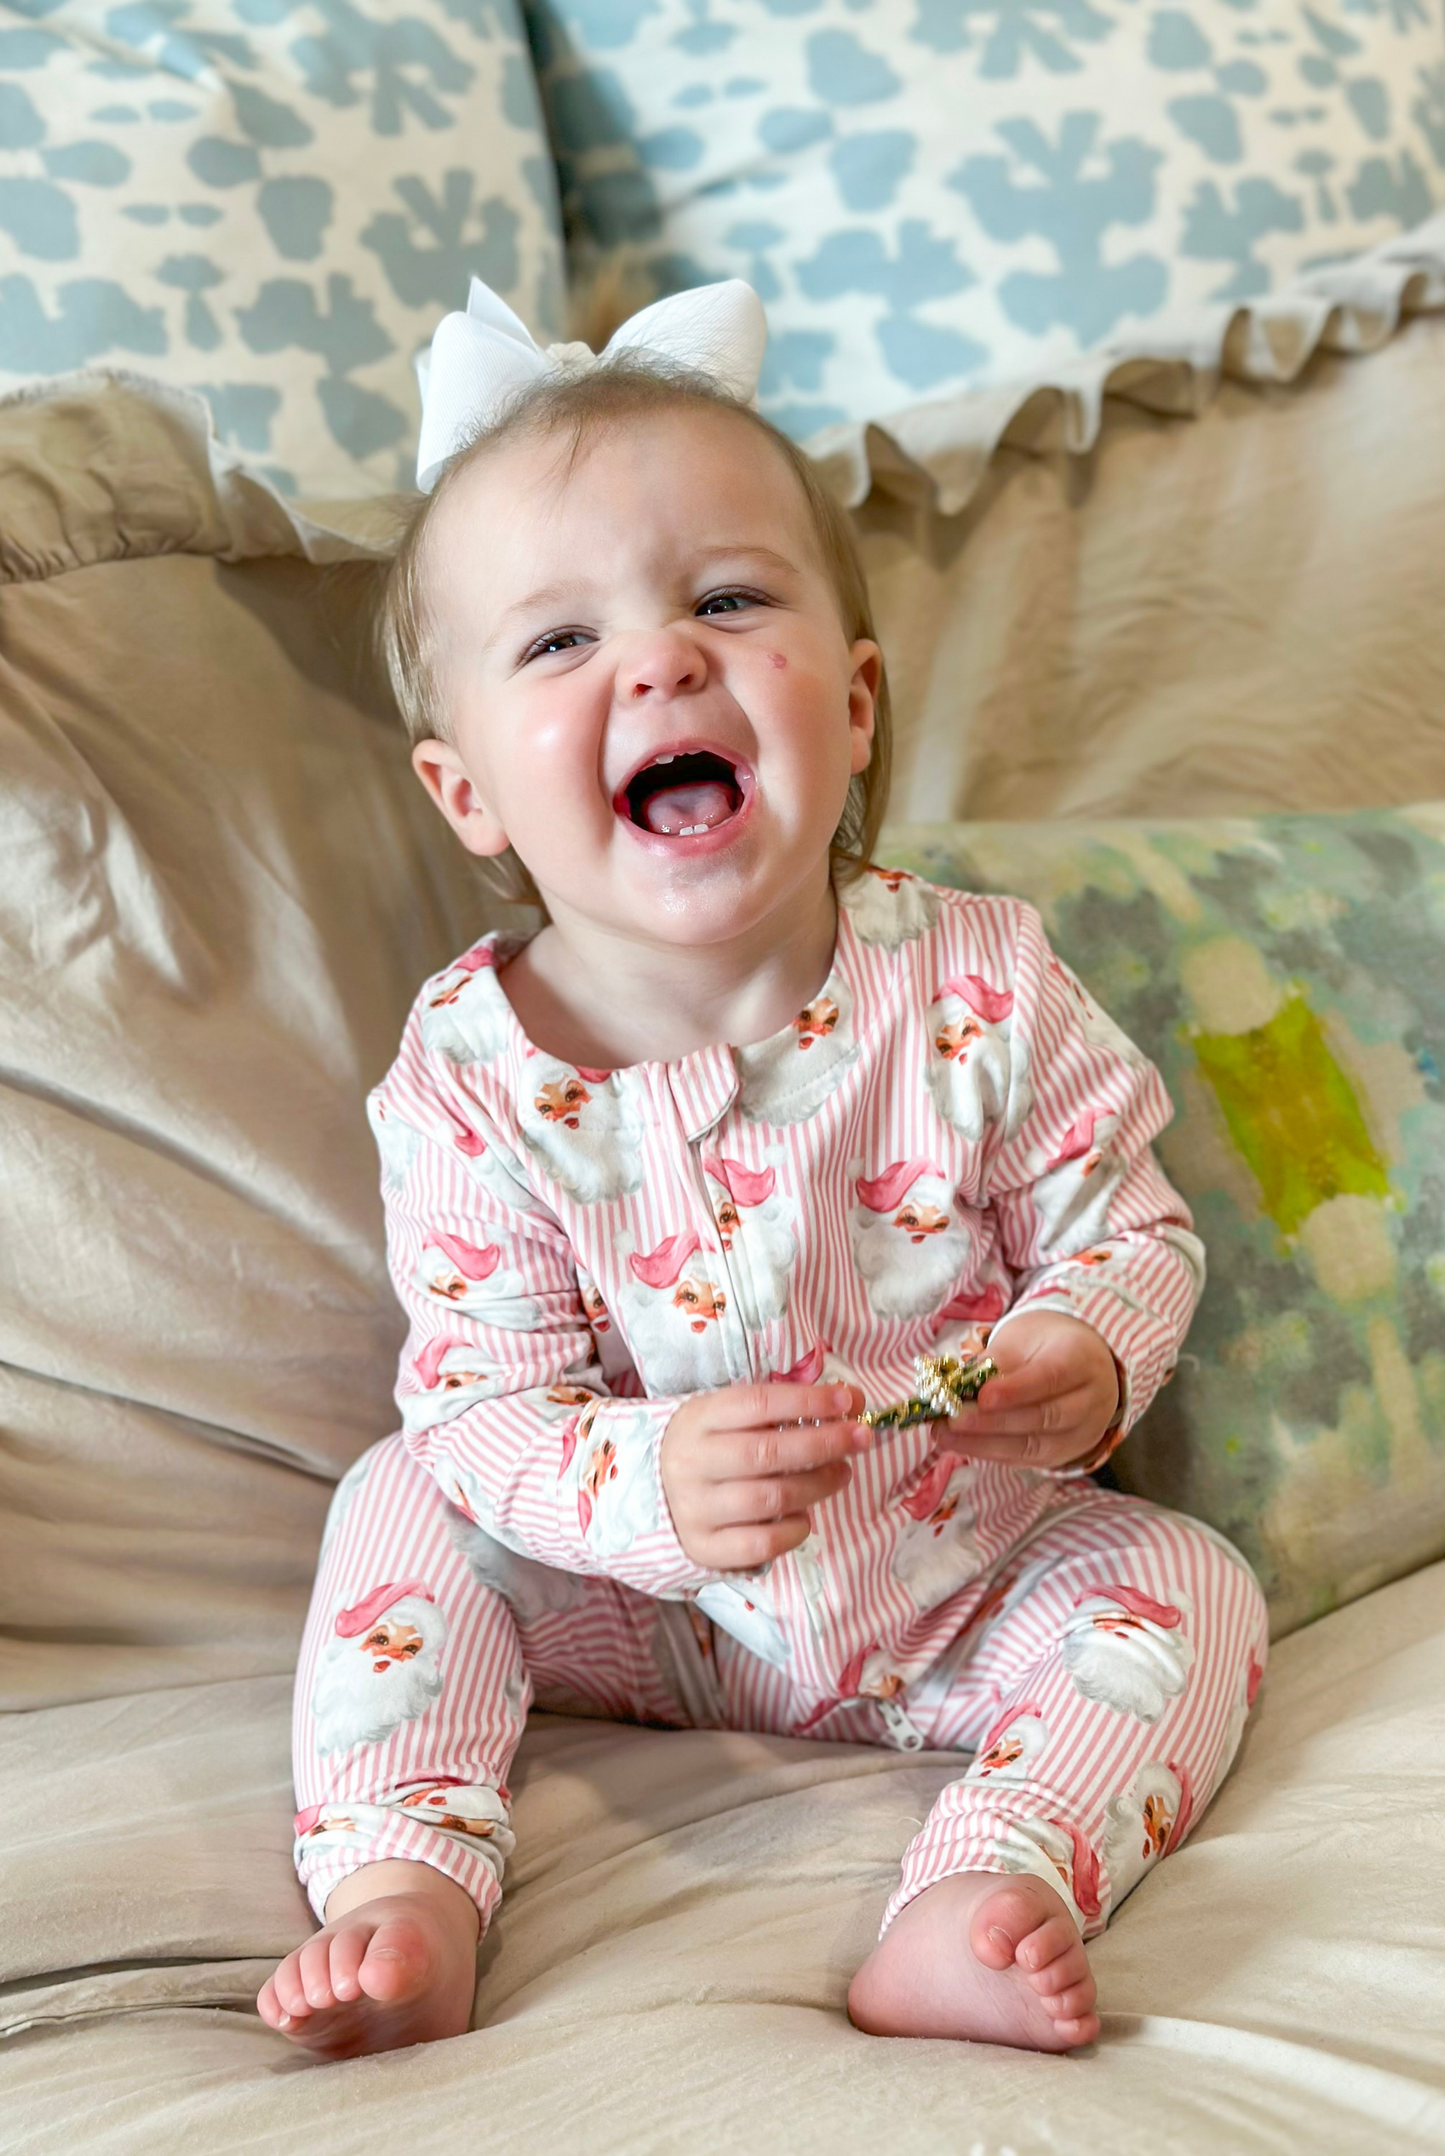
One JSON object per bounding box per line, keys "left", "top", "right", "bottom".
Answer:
{"left": 293, "top": 867, "right": 1267, "bottom": 1939}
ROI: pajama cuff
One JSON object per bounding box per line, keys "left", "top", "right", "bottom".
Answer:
{"left": 567, "top": 1392, "right": 718, "bottom": 1595}
{"left": 297, "top": 1812, "right": 510, "bottom": 1929}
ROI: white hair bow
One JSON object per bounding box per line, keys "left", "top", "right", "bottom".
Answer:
{"left": 414, "top": 276, "right": 769, "bottom": 492}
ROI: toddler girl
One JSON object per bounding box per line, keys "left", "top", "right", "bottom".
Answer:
{"left": 257, "top": 279, "right": 1267, "bottom": 2062}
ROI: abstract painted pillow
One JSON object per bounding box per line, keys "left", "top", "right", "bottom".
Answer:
{"left": 526, "top": 0, "right": 1445, "bottom": 438}
{"left": 879, "top": 807, "right": 1445, "bottom": 1636}
{"left": 0, "top": 0, "right": 565, "bottom": 496}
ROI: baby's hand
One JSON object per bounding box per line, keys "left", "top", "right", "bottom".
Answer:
{"left": 942, "top": 1312, "right": 1120, "bottom": 1472}
{"left": 661, "top": 1382, "right": 871, "bottom": 1571}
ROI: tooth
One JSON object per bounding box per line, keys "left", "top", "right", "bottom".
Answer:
{"left": 656, "top": 754, "right": 674, "bottom": 765}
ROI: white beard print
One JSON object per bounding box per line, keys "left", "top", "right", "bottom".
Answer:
{"left": 925, "top": 976, "right": 1032, "bottom": 1144}
{"left": 417, "top": 1235, "right": 545, "bottom": 1331}
{"left": 849, "top": 1169, "right": 976, "bottom": 1321}
{"left": 736, "top": 974, "right": 860, "bottom": 1125}
{"left": 367, "top": 1094, "right": 423, "bottom": 1191}
{"left": 1028, "top": 1112, "right": 1126, "bottom": 1259}
{"left": 311, "top": 1591, "right": 447, "bottom": 1756}
{"left": 1060, "top": 1587, "right": 1195, "bottom": 1723}
{"left": 448, "top": 1510, "right": 588, "bottom": 1626}
{"left": 418, "top": 952, "right": 512, "bottom": 1067}
{"left": 559, "top": 1403, "right": 665, "bottom": 1558}
{"left": 518, "top": 1058, "right": 645, "bottom": 1206}
{"left": 843, "top": 866, "right": 939, "bottom": 951}
{"left": 1102, "top": 1760, "right": 1189, "bottom": 1909}
{"left": 695, "top": 1572, "right": 791, "bottom": 1666}
{"left": 1054, "top": 958, "right": 1147, "bottom": 1068}
{"left": 890, "top": 1458, "right": 985, "bottom": 1611}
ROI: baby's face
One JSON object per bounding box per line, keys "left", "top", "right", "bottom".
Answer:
{"left": 414, "top": 406, "right": 878, "bottom": 950}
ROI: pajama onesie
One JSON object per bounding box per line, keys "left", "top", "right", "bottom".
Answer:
{"left": 294, "top": 867, "right": 1268, "bottom": 1942}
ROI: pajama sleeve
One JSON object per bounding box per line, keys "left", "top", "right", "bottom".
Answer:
{"left": 980, "top": 905, "right": 1205, "bottom": 1453}
{"left": 371, "top": 1044, "right": 715, "bottom": 1599}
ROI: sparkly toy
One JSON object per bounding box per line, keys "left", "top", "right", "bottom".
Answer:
{"left": 859, "top": 1351, "right": 1000, "bottom": 1431}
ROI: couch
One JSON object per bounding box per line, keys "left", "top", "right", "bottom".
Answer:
{"left": 4, "top": 7, "right": 1445, "bottom": 2149}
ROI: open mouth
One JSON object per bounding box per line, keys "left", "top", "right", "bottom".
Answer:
{"left": 617, "top": 749, "right": 747, "bottom": 838}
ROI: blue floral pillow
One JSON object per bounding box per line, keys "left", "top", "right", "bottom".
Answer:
{"left": 0, "top": 0, "right": 566, "bottom": 496}
{"left": 526, "top": 0, "right": 1445, "bottom": 438}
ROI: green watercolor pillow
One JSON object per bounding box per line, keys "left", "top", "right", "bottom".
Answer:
{"left": 880, "top": 806, "right": 1445, "bottom": 1638}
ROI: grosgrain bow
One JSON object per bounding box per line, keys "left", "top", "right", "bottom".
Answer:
{"left": 414, "top": 276, "right": 769, "bottom": 492}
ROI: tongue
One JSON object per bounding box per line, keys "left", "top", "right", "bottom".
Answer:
{"left": 639, "top": 779, "right": 736, "bottom": 836}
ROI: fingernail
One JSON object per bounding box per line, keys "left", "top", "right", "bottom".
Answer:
{"left": 831, "top": 1386, "right": 853, "bottom": 1412}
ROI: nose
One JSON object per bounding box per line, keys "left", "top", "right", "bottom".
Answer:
{"left": 614, "top": 625, "right": 706, "bottom": 703}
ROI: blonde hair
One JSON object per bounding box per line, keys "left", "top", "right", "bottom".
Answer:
{"left": 378, "top": 358, "right": 892, "bottom": 897}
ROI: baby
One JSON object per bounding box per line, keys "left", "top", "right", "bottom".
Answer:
{"left": 257, "top": 280, "right": 1267, "bottom": 2063}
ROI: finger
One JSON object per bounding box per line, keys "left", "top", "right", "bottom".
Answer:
{"left": 945, "top": 1387, "right": 1096, "bottom": 1442}
{"left": 704, "top": 1464, "right": 852, "bottom": 1528}
{"left": 956, "top": 1361, "right": 1071, "bottom": 1413}
{"left": 705, "top": 1417, "right": 872, "bottom": 1482}
{"left": 705, "top": 1382, "right": 864, "bottom": 1432}
{"left": 702, "top": 1516, "right": 814, "bottom": 1570}
{"left": 944, "top": 1426, "right": 1097, "bottom": 1469}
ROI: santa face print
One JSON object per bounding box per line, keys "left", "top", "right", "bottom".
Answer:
{"left": 1101, "top": 1759, "right": 1192, "bottom": 1908}
{"left": 311, "top": 1584, "right": 449, "bottom": 1756}
{"left": 1027, "top": 1109, "right": 1127, "bottom": 1259}
{"left": 842, "top": 864, "right": 939, "bottom": 951}
{"left": 1059, "top": 1584, "right": 1195, "bottom": 1723}
{"left": 890, "top": 1455, "right": 985, "bottom": 1612}
{"left": 704, "top": 1154, "right": 798, "bottom": 1331}
{"left": 695, "top": 1572, "right": 791, "bottom": 1666}
{"left": 736, "top": 972, "right": 861, "bottom": 1125}
{"left": 414, "top": 408, "right": 878, "bottom": 963}
{"left": 419, "top": 947, "right": 512, "bottom": 1067}
{"left": 968, "top": 1704, "right": 1050, "bottom": 1784}
{"left": 617, "top": 1230, "right": 736, "bottom": 1395}
{"left": 367, "top": 1094, "right": 423, "bottom": 1191}
{"left": 518, "top": 1058, "right": 645, "bottom": 1206}
{"left": 558, "top": 1403, "right": 665, "bottom": 1556}
{"left": 401, "top": 1335, "right": 506, "bottom": 1436}
{"left": 925, "top": 974, "right": 1032, "bottom": 1144}
{"left": 417, "top": 1232, "right": 545, "bottom": 1330}
{"left": 998, "top": 1815, "right": 1103, "bottom": 1926}
{"left": 849, "top": 1159, "right": 976, "bottom": 1321}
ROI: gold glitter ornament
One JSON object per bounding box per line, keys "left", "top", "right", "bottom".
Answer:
{"left": 859, "top": 1351, "right": 999, "bottom": 1431}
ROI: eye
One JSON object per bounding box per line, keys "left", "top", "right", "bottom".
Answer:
{"left": 696, "top": 586, "right": 765, "bottom": 617}
{"left": 522, "top": 626, "right": 592, "bottom": 663}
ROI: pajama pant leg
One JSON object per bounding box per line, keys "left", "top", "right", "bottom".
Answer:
{"left": 293, "top": 1434, "right": 710, "bottom": 1926}
{"left": 881, "top": 1489, "right": 1269, "bottom": 1940}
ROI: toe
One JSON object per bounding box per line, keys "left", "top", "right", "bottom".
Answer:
{"left": 1040, "top": 1978, "right": 1096, "bottom": 2021}
{"left": 358, "top": 1915, "right": 433, "bottom": 2005}
{"left": 1015, "top": 1915, "right": 1078, "bottom": 1974}
{"left": 299, "top": 1932, "right": 341, "bottom": 2009}
{"left": 969, "top": 1881, "right": 1055, "bottom": 1970}
{"left": 1052, "top": 2011, "right": 1100, "bottom": 2049}
{"left": 256, "top": 1976, "right": 284, "bottom": 2030}
{"left": 1025, "top": 1942, "right": 1090, "bottom": 1996}
{"left": 328, "top": 1923, "right": 369, "bottom": 2004}
{"left": 271, "top": 1953, "right": 312, "bottom": 2020}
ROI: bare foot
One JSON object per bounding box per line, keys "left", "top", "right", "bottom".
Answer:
{"left": 848, "top": 1870, "right": 1100, "bottom": 2051}
{"left": 257, "top": 1859, "right": 481, "bottom": 2060}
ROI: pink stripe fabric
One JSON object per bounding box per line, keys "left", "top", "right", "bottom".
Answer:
{"left": 293, "top": 870, "right": 1252, "bottom": 1933}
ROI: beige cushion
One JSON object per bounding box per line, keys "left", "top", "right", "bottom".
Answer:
{"left": 4, "top": 1557, "right": 1443, "bottom": 2153}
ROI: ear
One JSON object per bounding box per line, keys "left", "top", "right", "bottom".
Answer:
{"left": 847, "top": 640, "right": 882, "bottom": 775}
{"left": 411, "top": 739, "right": 512, "bottom": 858}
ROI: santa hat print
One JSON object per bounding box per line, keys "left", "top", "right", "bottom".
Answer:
{"left": 703, "top": 1155, "right": 777, "bottom": 1207}
{"left": 975, "top": 1699, "right": 1048, "bottom": 1763}
{"left": 438, "top": 1101, "right": 488, "bottom": 1159}
{"left": 412, "top": 1334, "right": 469, "bottom": 1389}
{"left": 627, "top": 1230, "right": 703, "bottom": 1288}
{"left": 450, "top": 945, "right": 496, "bottom": 976}
{"left": 934, "top": 974, "right": 1014, "bottom": 1024}
{"left": 1078, "top": 1583, "right": 1184, "bottom": 1628}
{"left": 1046, "top": 1110, "right": 1103, "bottom": 1170}
{"left": 1165, "top": 1759, "right": 1195, "bottom": 1853}
{"left": 770, "top": 1341, "right": 828, "bottom": 1384}
{"left": 935, "top": 1281, "right": 1008, "bottom": 1327}
{"left": 900, "top": 1453, "right": 963, "bottom": 1522}
{"left": 1061, "top": 1820, "right": 1103, "bottom": 1920}
{"left": 427, "top": 1232, "right": 502, "bottom": 1280}
{"left": 855, "top": 1158, "right": 947, "bottom": 1213}
{"left": 334, "top": 1580, "right": 435, "bottom": 1637}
